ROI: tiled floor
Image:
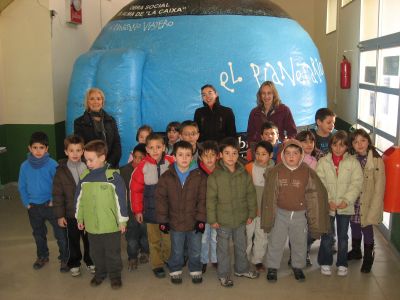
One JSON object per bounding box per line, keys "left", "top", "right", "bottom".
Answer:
{"left": 1, "top": 182, "right": 399, "bottom": 300}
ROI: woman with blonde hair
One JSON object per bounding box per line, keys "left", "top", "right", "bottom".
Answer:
{"left": 74, "top": 88, "right": 122, "bottom": 167}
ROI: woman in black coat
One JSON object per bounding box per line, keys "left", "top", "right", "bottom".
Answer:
{"left": 194, "top": 84, "right": 237, "bottom": 143}
{"left": 74, "top": 88, "right": 122, "bottom": 167}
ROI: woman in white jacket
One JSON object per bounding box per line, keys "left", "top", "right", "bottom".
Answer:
{"left": 347, "top": 129, "right": 385, "bottom": 273}
{"left": 316, "top": 130, "right": 363, "bottom": 277}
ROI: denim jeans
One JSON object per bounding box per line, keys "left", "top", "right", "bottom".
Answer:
{"left": 168, "top": 230, "right": 202, "bottom": 273}
{"left": 27, "top": 204, "right": 68, "bottom": 262}
{"left": 318, "top": 215, "right": 351, "bottom": 267}
{"left": 201, "top": 224, "right": 217, "bottom": 264}
{"left": 125, "top": 210, "right": 149, "bottom": 259}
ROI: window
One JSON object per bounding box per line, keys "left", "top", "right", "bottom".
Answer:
{"left": 326, "top": 0, "right": 337, "bottom": 34}
{"left": 358, "top": 0, "right": 400, "bottom": 237}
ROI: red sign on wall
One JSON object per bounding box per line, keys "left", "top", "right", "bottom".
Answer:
{"left": 67, "top": 0, "right": 82, "bottom": 24}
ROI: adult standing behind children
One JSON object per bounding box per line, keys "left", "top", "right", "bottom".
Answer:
{"left": 53, "top": 135, "right": 95, "bottom": 277}
{"left": 18, "top": 131, "right": 68, "bottom": 272}
{"left": 194, "top": 84, "right": 237, "bottom": 142}
{"left": 247, "top": 81, "right": 297, "bottom": 148}
{"left": 74, "top": 88, "right": 122, "bottom": 168}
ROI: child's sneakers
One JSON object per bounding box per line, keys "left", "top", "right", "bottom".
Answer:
{"left": 128, "top": 258, "right": 138, "bottom": 272}
{"left": 153, "top": 267, "right": 166, "bottom": 278}
{"left": 87, "top": 265, "right": 96, "bottom": 274}
{"left": 292, "top": 268, "right": 306, "bottom": 282}
{"left": 234, "top": 270, "right": 259, "bottom": 279}
{"left": 320, "top": 265, "right": 332, "bottom": 276}
{"left": 60, "top": 261, "right": 70, "bottom": 273}
{"left": 266, "top": 268, "right": 278, "bottom": 282}
{"left": 219, "top": 277, "right": 234, "bottom": 287}
{"left": 139, "top": 252, "right": 149, "bottom": 264}
{"left": 190, "top": 271, "right": 203, "bottom": 284}
{"left": 170, "top": 271, "right": 182, "bottom": 284}
{"left": 70, "top": 267, "right": 81, "bottom": 277}
{"left": 32, "top": 257, "right": 49, "bottom": 270}
{"left": 337, "top": 266, "right": 348, "bottom": 276}
{"left": 90, "top": 276, "right": 103, "bottom": 287}
{"left": 255, "top": 263, "right": 266, "bottom": 272}
{"left": 110, "top": 277, "right": 122, "bottom": 289}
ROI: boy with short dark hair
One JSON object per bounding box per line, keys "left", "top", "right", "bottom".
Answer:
{"left": 53, "top": 134, "right": 94, "bottom": 277}
{"left": 18, "top": 131, "right": 68, "bottom": 272}
{"left": 130, "top": 133, "right": 174, "bottom": 278}
{"left": 179, "top": 120, "right": 200, "bottom": 162}
{"left": 75, "top": 140, "right": 128, "bottom": 289}
{"left": 207, "top": 137, "right": 258, "bottom": 287}
{"left": 119, "top": 143, "right": 149, "bottom": 271}
{"left": 245, "top": 141, "right": 275, "bottom": 272}
{"left": 261, "top": 139, "right": 329, "bottom": 282}
{"left": 247, "top": 121, "right": 281, "bottom": 163}
{"left": 198, "top": 140, "right": 219, "bottom": 273}
{"left": 311, "top": 108, "right": 336, "bottom": 154}
{"left": 156, "top": 140, "right": 207, "bottom": 284}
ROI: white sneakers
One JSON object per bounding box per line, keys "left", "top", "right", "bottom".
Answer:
{"left": 320, "top": 265, "right": 332, "bottom": 276}
{"left": 320, "top": 265, "right": 348, "bottom": 276}
{"left": 70, "top": 267, "right": 81, "bottom": 277}
{"left": 87, "top": 265, "right": 96, "bottom": 274}
{"left": 337, "top": 266, "right": 348, "bottom": 276}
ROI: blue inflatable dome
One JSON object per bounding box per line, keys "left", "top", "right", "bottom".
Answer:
{"left": 66, "top": 0, "right": 327, "bottom": 163}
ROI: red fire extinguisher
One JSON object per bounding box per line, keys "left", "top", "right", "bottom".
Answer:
{"left": 340, "top": 55, "right": 351, "bottom": 89}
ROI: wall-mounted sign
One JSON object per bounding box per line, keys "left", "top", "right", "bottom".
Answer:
{"left": 66, "top": 0, "right": 82, "bottom": 24}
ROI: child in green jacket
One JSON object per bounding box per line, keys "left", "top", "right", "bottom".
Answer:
{"left": 75, "top": 140, "right": 128, "bottom": 289}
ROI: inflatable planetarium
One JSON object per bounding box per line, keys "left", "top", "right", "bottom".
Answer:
{"left": 66, "top": 0, "right": 327, "bottom": 163}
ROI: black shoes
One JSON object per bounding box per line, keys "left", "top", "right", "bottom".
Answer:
{"left": 90, "top": 277, "right": 104, "bottom": 287}
{"left": 293, "top": 268, "right": 306, "bottom": 282}
{"left": 202, "top": 263, "right": 207, "bottom": 273}
{"left": 266, "top": 268, "right": 277, "bottom": 282}
{"left": 153, "top": 267, "right": 166, "bottom": 278}
{"left": 33, "top": 257, "right": 49, "bottom": 270}
{"left": 110, "top": 277, "right": 122, "bottom": 289}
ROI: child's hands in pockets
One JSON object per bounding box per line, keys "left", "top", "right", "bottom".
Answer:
{"left": 119, "top": 224, "right": 126, "bottom": 234}
{"left": 77, "top": 223, "right": 85, "bottom": 230}
{"left": 211, "top": 223, "right": 220, "bottom": 229}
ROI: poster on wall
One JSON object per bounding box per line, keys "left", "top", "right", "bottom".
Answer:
{"left": 66, "top": 0, "right": 82, "bottom": 24}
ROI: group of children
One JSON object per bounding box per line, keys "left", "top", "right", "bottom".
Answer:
{"left": 18, "top": 107, "right": 385, "bottom": 290}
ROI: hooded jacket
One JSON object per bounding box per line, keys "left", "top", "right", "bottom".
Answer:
{"left": 260, "top": 139, "right": 330, "bottom": 239}
{"left": 155, "top": 163, "right": 207, "bottom": 231}
{"left": 194, "top": 101, "right": 237, "bottom": 142}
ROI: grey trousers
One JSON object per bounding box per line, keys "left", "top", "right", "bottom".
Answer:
{"left": 216, "top": 224, "right": 250, "bottom": 278}
{"left": 88, "top": 232, "right": 122, "bottom": 280}
{"left": 266, "top": 208, "right": 307, "bottom": 269}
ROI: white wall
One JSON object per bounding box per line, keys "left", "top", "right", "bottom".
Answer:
{"left": 0, "top": 0, "right": 54, "bottom": 124}
{"left": 0, "top": 0, "right": 132, "bottom": 125}
{"left": 50, "top": 0, "right": 132, "bottom": 123}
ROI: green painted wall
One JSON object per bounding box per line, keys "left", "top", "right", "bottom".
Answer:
{"left": 391, "top": 214, "right": 400, "bottom": 253}
{"left": 0, "top": 122, "right": 66, "bottom": 183}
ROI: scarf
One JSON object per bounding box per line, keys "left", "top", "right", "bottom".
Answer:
{"left": 28, "top": 152, "right": 50, "bottom": 169}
